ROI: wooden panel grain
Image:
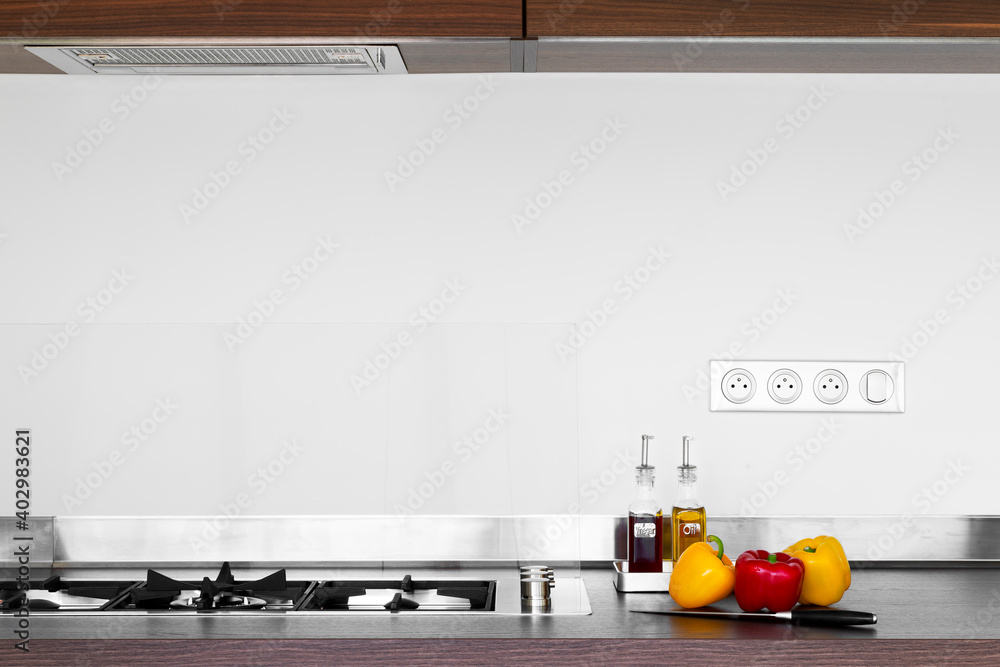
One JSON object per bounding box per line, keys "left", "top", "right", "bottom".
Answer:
{"left": 0, "top": 0, "right": 522, "bottom": 39}
{"left": 16, "top": 639, "right": 1000, "bottom": 665}
{"left": 527, "top": 0, "right": 1000, "bottom": 38}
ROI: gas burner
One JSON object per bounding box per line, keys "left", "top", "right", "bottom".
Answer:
{"left": 131, "top": 562, "right": 290, "bottom": 611}
{"left": 170, "top": 594, "right": 268, "bottom": 610}
{"left": 304, "top": 577, "right": 496, "bottom": 612}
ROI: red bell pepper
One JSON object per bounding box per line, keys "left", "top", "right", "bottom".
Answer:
{"left": 734, "top": 550, "right": 805, "bottom": 613}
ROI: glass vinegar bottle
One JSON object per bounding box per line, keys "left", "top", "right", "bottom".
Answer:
{"left": 627, "top": 434, "right": 663, "bottom": 573}
{"left": 671, "top": 436, "right": 706, "bottom": 563}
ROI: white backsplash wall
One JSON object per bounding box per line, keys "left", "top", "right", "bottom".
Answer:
{"left": 0, "top": 72, "right": 997, "bottom": 518}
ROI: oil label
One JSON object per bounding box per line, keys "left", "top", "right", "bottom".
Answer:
{"left": 633, "top": 522, "right": 656, "bottom": 538}
{"left": 680, "top": 522, "right": 701, "bottom": 538}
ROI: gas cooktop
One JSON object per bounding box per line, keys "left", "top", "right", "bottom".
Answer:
{"left": 1, "top": 562, "right": 500, "bottom": 614}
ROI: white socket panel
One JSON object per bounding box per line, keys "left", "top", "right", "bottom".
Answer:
{"left": 709, "top": 360, "right": 904, "bottom": 413}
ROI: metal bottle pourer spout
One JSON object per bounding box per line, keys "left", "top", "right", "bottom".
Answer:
{"left": 679, "top": 435, "right": 697, "bottom": 477}
{"left": 639, "top": 434, "right": 654, "bottom": 469}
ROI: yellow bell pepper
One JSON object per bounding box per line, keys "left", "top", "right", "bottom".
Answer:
{"left": 668, "top": 535, "right": 735, "bottom": 608}
{"left": 783, "top": 535, "right": 851, "bottom": 606}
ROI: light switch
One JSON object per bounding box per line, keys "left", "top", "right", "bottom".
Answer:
{"left": 862, "top": 370, "right": 893, "bottom": 404}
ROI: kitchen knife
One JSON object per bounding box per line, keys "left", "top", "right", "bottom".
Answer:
{"left": 632, "top": 608, "right": 876, "bottom": 626}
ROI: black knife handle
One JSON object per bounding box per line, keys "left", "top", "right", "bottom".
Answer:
{"left": 790, "top": 609, "right": 877, "bottom": 626}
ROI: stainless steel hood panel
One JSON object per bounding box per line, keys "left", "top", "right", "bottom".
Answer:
{"left": 25, "top": 44, "right": 407, "bottom": 74}
{"left": 3, "top": 37, "right": 515, "bottom": 74}
{"left": 6, "top": 36, "right": 1000, "bottom": 74}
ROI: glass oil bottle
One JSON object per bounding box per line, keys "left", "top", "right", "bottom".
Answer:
{"left": 627, "top": 434, "right": 663, "bottom": 573}
{"left": 671, "top": 435, "right": 706, "bottom": 563}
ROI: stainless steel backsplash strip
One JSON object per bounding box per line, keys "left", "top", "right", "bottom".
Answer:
{"left": 25, "top": 515, "right": 999, "bottom": 568}
{"left": 592, "top": 515, "right": 1000, "bottom": 566}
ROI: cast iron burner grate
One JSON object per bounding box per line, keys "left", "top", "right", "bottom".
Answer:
{"left": 126, "top": 562, "right": 298, "bottom": 611}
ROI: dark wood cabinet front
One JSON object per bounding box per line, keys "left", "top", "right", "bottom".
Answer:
{"left": 526, "top": 0, "right": 1000, "bottom": 38}
{"left": 0, "top": 0, "right": 523, "bottom": 38}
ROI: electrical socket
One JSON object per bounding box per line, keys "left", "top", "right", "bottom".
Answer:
{"left": 814, "top": 369, "right": 849, "bottom": 405}
{"left": 709, "top": 360, "right": 904, "bottom": 413}
{"left": 721, "top": 368, "right": 756, "bottom": 404}
{"left": 767, "top": 369, "right": 802, "bottom": 404}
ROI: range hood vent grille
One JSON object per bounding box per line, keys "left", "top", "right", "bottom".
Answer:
{"left": 73, "top": 46, "right": 375, "bottom": 67}
{"left": 24, "top": 45, "right": 406, "bottom": 75}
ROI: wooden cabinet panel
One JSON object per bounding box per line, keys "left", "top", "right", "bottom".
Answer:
{"left": 0, "top": 0, "right": 523, "bottom": 39}
{"left": 527, "top": 0, "right": 1000, "bottom": 38}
